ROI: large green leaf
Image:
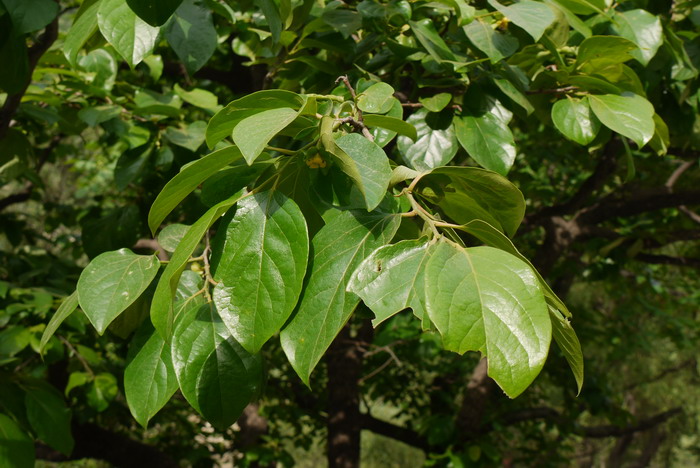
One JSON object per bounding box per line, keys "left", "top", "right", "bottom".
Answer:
{"left": 0, "top": 413, "right": 34, "bottom": 467}
{"left": 613, "top": 9, "right": 662, "bottom": 66}
{"left": 280, "top": 210, "right": 401, "bottom": 385}
{"left": 124, "top": 322, "right": 179, "bottom": 427}
{"left": 97, "top": 0, "right": 159, "bottom": 68}
{"left": 419, "top": 166, "right": 526, "bottom": 237}
{"left": 409, "top": 18, "right": 457, "bottom": 62}
{"left": 454, "top": 112, "right": 516, "bottom": 176}
{"left": 551, "top": 96, "right": 601, "bottom": 145}
{"left": 2, "top": 0, "right": 58, "bottom": 33}
{"left": 575, "top": 36, "right": 638, "bottom": 72}
{"left": 550, "top": 308, "right": 584, "bottom": 394}
{"left": 363, "top": 114, "right": 417, "bottom": 142}
{"left": 148, "top": 146, "right": 243, "bottom": 234}
{"left": 171, "top": 303, "right": 263, "bottom": 429}
{"left": 126, "top": 0, "right": 183, "bottom": 26}
{"left": 77, "top": 249, "right": 160, "bottom": 334}
{"left": 348, "top": 238, "right": 435, "bottom": 327}
{"left": 333, "top": 133, "right": 393, "bottom": 211}
{"left": 424, "top": 241, "right": 551, "bottom": 398}
{"left": 164, "top": 0, "right": 217, "bottom": 75}
{"left": 488, "top": 0, "right": 555, "bottom": 41}
{"left": 397, "top": 109, "right": 458, "bottom": 171}
{"left": 588, "top": 93, "right": 655, "bottom": 147}
{"left": 39, "top": 291, "right": 78, "bottom": 353}
{"left": 211, "top": 191, "right": 309, "bottom": 354}
{"left": 206, "top": 90, "right": 305, "bottom": 148}
{"left": 151, "top": 191, "right": 245, "bottom": 339}
{"left": 24, "top": 384, "right": 74, "bottom": 454}
{"left": 233, "top": 107, "right": 300, "bottom": 164}
{"left": 463, "top": 18, "right": 518, "bottom": 63}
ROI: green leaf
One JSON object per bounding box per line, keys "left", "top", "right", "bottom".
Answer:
{"left": 126, "top": 0, "right": 183, "bottom": 26}
{"left": 588, "top": 93, "right": 655, "bottom": 147}
{"left": 0, "top": 26, "right": 28, "bottom": 94}
{"left": 97, "top": 0, "right": 160, "bottom": 68}
{"left": 172, "top": 303, "right": 263, "bottom": 429}
{"left": 550, "top": 308, "right": 584, "bottom": 394}
{"left": 419, "top": 93, "right": 452, "bottom": 113}
{"left": 488, "top": 0, "right": 555, "bottom": 41}
{"left": 2, "top": 0, "right": 58, "bottom": 34}
{"left": 397, "top": 109, "right": 458, "bottom": 171}
{"left": 419, "top": 166, "right": 526, "bottom": 237}
{"left": 424, "top": 241, "right": 551, "bottom": 398}
{"left": 86, "top": 373, "right": 118, "bottom": 412}
{"left": 206, "top": 90, "right": 305, "bottom": 148}
{"left": 151, "top": 192, "right": 245, "bottom": 339}
{"left": 164, "top": 121, "right": 207, "bottom": 152}
{"left": 454, "top": 112, "right": 516, "bottom": 176}
{"left": 551, "top": 96, "right": 601, "bottom": 145}
{"left": 157, "top": 224, "right": 189, "bottom": 252}
{"left": 40, "top": 291, "right": 78, "bottom": 353}
{"left": 612, "top": 9, "right": 662, "bottom": 66}
{"left": 148, "top": 146, "right": 243, "bottom": 234}
{"left": 256, "top": 0, "right": 283, "bottom": 42}
{"left": 575, "top": 36, "right": 638, "bottom": 72}
{"left": 463, "top": 18, "right": 518, "bottom": 63}
{"left": 363, "top": 114, "right": 417, "bottom": 142}
{"left": 77, "top": 249, "right": 160, "bottom": 334}
{"left": 115, "top": 145, "right": 152, "bottom": 190}
{"left": 409, "top": 19, "right": 457, "bottom": 62}
{"left": 368, "top": 98, "right": 404, "bottom": 148}
{"left": 0, "top": 327, "right": 30, "bottom": 357}
{"left": 357, "top": 82, "right": 396, "bottom": 114}
{"left": 233, "top": 107, "right": 300, "bottom": 164}
{"left": 24, "top": 384, "right": 74, "bottom": 454}
{"left": 0, "top": 413, "right": 34, "bottom": 467}
{"left": 453, "top": 219, "right": 571, "bottom": 318}
{"left": 321, "top": 9, "right": 362, "bottom": 38}
{"left": 125, "top": 322, "right": 179, "bottom": 427}
{"left": 348, "top": 238, "right": 435, "bottom": 327}
{"left": 281, "top": 210, "right": 400, "bottom": 385}
{"left": 211, "top": 191, "right": 309, "bottom": 353}
{"left": 333, "top": 133, "right": 393, "bottom": 211}
{"left": 174, "top": 84, "right": 219, "bottom": 110}
{"left": 164, "top": 0, "right": 217, "bottom": 75}
{"left": 65, "top": 372, "right": 91, "bottom": 397}
{"left": 78, "top": 105, "right": 122, "bottom": 126}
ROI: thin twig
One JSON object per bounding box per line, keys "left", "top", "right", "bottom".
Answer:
{"left": 526, "top": 86, "right": 579, "bottom": 95}
{"left": 59, "top": 335, "right": 95, "bottom": 377}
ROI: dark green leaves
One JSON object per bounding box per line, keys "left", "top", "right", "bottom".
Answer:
{"left": 212, "top": 191, "right": 309, "bottom": 354}
{"left": 424, "top": 241, "right": 550, "bottom": 398}
{"left": 125, "top": 323, "right": 179, "bottom": 427}
{"left": 613, "top": 9, "right": 662, "bottom": 66}
{"left": 97, "top": 0, "right": 159, "bottom": 68}
{"left": 172, "top": 304, "right": 263, "bottom": 429}
{"left": 24, "top": 384, "right": 74, "bottom": 454}
{"left": 164, "top": 0, "right": 217, "bottom": 75}
{"left": 463, "top": 19, "right": 518, "bottom": 63}
{"left": 588, "top": 93, "right": 655, "bottom": 147}
{"left": 550, "top": 308, "right": 584, "bottom": 394}
{"left": 397, "top": 109, "right": 458, "bottom": 171}
{"left": 2, "top": 0, "right": 59, "bottom": 33}
{"left": 233, "top": 108, "right": 299, "bottom": 163}
{"left": 148, "top": 146, "right": 243, "bottom": 234}
{"left": 0, "top": 413, "right": 34, "bottom": 467}
{"left": 281, "top": 210, "right": 400, "bottom": 385}
{"left": 64, "top": 0, "right": 101, "bottom": 66}
{"left": 409, "top": 19, "right": 456, "bottom": 62}
{"left": 551, "top": 97, "right": 601, "bottom": 145}
{"left": 333, "top": 133, "right": 393, "bottom": 211}
{"left": 488, "top": 0, "right": 555, "bottom": 42}
{"left": 40, "top": 291, "right": 78, "bottom": 353}
{"left": 77, "top": 249, "right": 160, "bottom": 334}
{"left": 363, "top": 114, "right": 418, "bottom": 142}
{"left": 126, "top": 0, "right": 183, "bottom": 26}
{"left": 576, "top": 36, "right": 638, "bottom": 71}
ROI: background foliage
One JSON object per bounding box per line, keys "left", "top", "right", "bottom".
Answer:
{"left": 1, "top": 0, "right": 699, "bottom": 466}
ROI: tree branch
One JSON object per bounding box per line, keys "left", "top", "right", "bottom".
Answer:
{"left": 634, "top": 253, "right": 700, "bottom": 268}
{"left": 578, "top": 189, "right": 700, "bottom": 225}
{"left": 359, "top": 414, "right": 429, "bottom": 452}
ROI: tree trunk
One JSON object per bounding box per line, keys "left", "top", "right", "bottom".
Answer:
{"left": 326, "top": 321, "right": 371, "bottom": 468}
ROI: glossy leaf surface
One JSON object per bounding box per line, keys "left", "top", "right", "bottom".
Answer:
{"left": 397, "top": 109, "right": 458, "bottom": 171}
{"left": 97, "top": 0, "right": 160, "bottom": 68}
{"left": 551, "top": 97, "right": 601, "bottom": 145}
{"left": 588, "top": 93, "right": 655, "bottom": 147}
{"left": 454, "top": 113, "right": 516, "bottom": 175}
{"left": 126, "top": 0, "right": 183, "bottom": 26}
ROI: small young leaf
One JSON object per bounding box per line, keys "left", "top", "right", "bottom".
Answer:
{"left": 419, "top": 93, "right": 452, "bottom": 113}
{"left": 424, "top": 241, "right": 551, "bottom": 398}
{"left": 357, "top": 82, "right": 395, "bottom": 114}
{"left": 40, "top": 291, "right": 79, "bottom": 353}
{"left": 97, "top": 0, "right": 160, "bottom": 68}
{"left": 125, "top": 322, "right": 179, "bottom": 427}
{"left": 588, "top": 93, "right": 655, "bottom": 147}
{"left": 281, "top": 210, "right": 401, "bottom": 385}
{"left": 211, "top": 191, "right": 309, "bottom": 354}
{"left": 551, "top": 96, "right": 601, "bottom": 145}
{"left": 171, "top": 303, "right": 263, "bottom": 429}
{"left": 77, "top": 249, "right": 160, "bottom": 335}
{"left": 333, "top": 133, "right": 393, "bottom": 211}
